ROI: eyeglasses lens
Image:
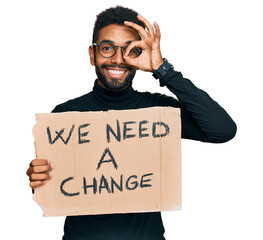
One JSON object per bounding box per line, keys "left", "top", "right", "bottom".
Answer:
{"left": 98, "top": 42, "right": 141, "bottom": 58}
{"left": 99, "top": 42, "right": 115, "bottom": 58}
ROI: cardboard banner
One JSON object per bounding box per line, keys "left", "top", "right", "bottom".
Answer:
{"left": 33, "top": 107, "right": 181, "bottom": 217}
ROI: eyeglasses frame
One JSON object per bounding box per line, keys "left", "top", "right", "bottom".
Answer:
{"left": 93, "top": 41, "right": 142, "bottom": 58}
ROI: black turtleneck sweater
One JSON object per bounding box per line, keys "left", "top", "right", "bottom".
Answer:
{"left": 52, "top": 69, "right": 236, "bottom": 240}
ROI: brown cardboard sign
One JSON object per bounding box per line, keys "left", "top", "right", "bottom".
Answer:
{"left": 33, "top": 107, "right": 181, "bottom": 217}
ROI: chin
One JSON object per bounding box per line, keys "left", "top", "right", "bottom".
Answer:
{"left": 96, "top": 66, "right": 136, "bottom": 91}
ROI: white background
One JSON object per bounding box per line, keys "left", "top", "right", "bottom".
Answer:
{"left": 1, "top": 0, "right": 262, "bottom": 239}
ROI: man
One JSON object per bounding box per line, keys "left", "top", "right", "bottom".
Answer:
{"left": 26, "top": 6, "right": 236, "bottom": 240}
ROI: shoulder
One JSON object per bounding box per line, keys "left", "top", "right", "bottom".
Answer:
{"left": 52, "top": 91, "right": 94, "bottom": 113}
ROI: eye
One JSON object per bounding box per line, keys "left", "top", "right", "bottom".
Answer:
{"left": 128, "top": 47, "right": 142, "bottom": 58}
{"left": 100, "top": 43, "right": 114, "bottom": 53}
{"left": 102, "top": 46, "right": 111, "bottom": 51}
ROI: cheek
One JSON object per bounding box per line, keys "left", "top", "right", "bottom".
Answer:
{"left": 94, "top": 51, "right": 110, "bottom": 67}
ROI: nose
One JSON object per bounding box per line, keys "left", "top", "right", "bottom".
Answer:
{"left": 111, "top": 46, "right": 124, "bottom": 65}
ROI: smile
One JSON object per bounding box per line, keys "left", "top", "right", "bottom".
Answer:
{"left": 106, "top": 68, "right": 127, "bottom": 78}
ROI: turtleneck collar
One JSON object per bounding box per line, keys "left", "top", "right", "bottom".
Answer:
{"left": 92, "top": 80, "right": 136, "bottom": 108}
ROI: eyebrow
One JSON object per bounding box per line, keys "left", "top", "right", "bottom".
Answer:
{"left": 100, "top": 40, "right": 133, "bottom": 45}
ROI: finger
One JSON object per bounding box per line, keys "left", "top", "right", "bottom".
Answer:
{"left": 137, "top": 15, "right": 154, "bottom": 37}
{"left": 30, "top": 180, "right": 46, "bottom": 189}
{"left": 123, "top": 52, "right": 139, "bottom": 68}
{"left": 124, "top": 40, "right": 143, "bottom": 57}
{"left": 30, "top": 173, "right": 52, "bottom": 181}
{"left": 26, "top": 167, "right": 32, "bottom": 177}
{"left": 30, "top": 159, "right": 49, "bottom": 167}
{"left": 124, "top": 21, "right": 148, "bottom": 39}
{"left": 154, "top": 21, "right": 161, "bottom": 40}
{"left": 32, "top": 164, "right": 53, "bottom": 174}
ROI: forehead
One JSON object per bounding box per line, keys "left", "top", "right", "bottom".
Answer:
{"left": 96, "top": 24, "right": 140, "bottom": 45}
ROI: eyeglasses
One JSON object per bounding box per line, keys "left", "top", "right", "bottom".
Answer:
{"left": 93, "top": 41, "right": 142, "bottom": 58}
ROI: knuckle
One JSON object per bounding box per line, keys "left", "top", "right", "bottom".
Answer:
{"left": 26, "top": 168, "right": 31, "bottom": 176}
{"left": 31, "top": 159, "right": 38, "bottom": 166}
{"left": 30, "top": 173, "right": 36, "bottom": 181}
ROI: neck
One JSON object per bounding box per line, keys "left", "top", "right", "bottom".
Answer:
{"left": 93, "top": 80, "right": 135, "bottom": 108}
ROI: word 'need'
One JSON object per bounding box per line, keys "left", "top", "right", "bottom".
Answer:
{"left": 47, "top": 119, "right": 170, "bottom": 145}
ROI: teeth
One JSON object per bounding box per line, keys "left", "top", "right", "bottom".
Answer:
{"left": 107, "top": 69, "right": 125, "bottom": 74}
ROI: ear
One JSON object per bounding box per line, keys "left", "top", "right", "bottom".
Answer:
{"left": 89, "top": 45, "right": 95, "bottom": 66}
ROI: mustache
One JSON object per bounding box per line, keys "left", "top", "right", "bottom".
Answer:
{"left": 101, "top": 64, "right": 133, "bottom": 71}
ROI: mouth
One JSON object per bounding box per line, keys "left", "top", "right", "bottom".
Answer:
{"left": 101, "top": 64, "right": 132, "bottom": 79}
{"left": 105, "top": 68, "right": 128, "bottom": 78}
{"left": 105, "top": 68, "right": 127, "bottom": 78}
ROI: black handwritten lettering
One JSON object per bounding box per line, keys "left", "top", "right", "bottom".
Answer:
{"left": 139, "top": 120, "right": 149, "bottom": 138}
{"left": 126, "top": 175, "right": 138, "bottom": 190}
{"left": 78, "top": 123, "right": 90, "bottom": 144}
{"left": 152, "top": 122, "right": 170, "bottom": 138}
{"left": 106, "top": 120, "right": 121, "bottom": 143}
{"left": 60, "top": 177, "right": 80, "bottom": 197}
{"left": 83, "top": 177, "right": 97, "bottom": 195}
{"left": 97, "top": 148, "right": 118, "bottom": 170}
{"left": 61, "top": 173, "right": 154, "bottom": 197}
{"left": 111, "top": 175, "right": 123, "bottom": 193}
{"left": 99, "top": 174, "right": 111, "bottom": 194}
{"left": 140, "top": 173, "right": 153, "bottom": 188}
{"left": 123, "top": 121, "right": 136, "bottom": 140}
{"left": 47, "top": 125, "right": 75, "bottom": 145}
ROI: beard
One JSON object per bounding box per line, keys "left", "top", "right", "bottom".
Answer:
{"left": 95, "top": 63, "right": 136, "bottom": 91}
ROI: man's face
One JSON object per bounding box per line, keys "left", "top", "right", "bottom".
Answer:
{"left": 89, "top": 24, "right": 140, "bottom": 91}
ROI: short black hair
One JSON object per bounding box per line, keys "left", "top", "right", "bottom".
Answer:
{"left": 92, "top": 6, "right": 145, "bottom": 43}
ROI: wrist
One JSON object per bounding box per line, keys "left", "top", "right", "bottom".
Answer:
{"left": 152, "top": 59, "right": 164, "bottom": 72}
{"left": 152, "top": 58, "right": 174, "bottom": 79}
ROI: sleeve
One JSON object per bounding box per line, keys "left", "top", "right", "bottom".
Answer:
{"left": 159, "top": 69, "right": 237, "bottom": 143}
